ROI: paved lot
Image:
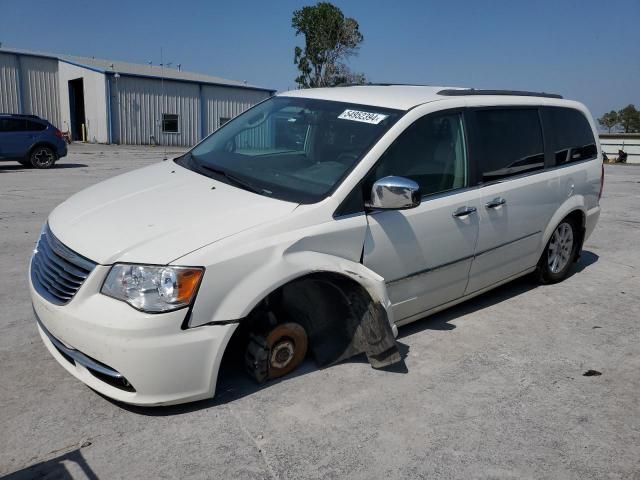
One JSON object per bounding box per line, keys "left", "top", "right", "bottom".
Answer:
{"left": 1, "top": 145, "right": 639, "bottom": 479}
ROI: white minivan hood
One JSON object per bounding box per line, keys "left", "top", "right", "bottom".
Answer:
{"left": 48, "top": 160, "right": 298, "bottom": 265}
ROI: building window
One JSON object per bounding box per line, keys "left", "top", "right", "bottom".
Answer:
{"left": 162, "top": 114, "right": 179, "bottom": 133}
{"left": 219, "top": 117, "right": 231, "bottom": 127}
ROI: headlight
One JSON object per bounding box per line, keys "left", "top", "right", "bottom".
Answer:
{"left": 101, "top": 264, "right": 204, "bottom": 313}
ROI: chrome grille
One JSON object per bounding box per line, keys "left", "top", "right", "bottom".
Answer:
{"left": 30, "top": 225, "right": 96, "bottom": 305}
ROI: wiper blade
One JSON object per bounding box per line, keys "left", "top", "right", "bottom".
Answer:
{"left": 199, "top": 164, "right": 271, "bottom": 196}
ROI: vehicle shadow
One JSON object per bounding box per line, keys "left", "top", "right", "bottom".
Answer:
{"left": 0, "top": 163, "right": 88, "bottom": 172}
{"left": 113, "top": 251, "right": 599, "bottom": 416}
{"left": 1, "top": 448, "right": 98, "bottom": 480}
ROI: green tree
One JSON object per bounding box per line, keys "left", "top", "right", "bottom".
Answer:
{"left": 617, "top": 104, "right": 640, "bottom": 133}
{"left": 598, "top": 110, "right": 620, "bottom": 133}
{"left": 292, "top": 2, "right": 365, "bottom": 88}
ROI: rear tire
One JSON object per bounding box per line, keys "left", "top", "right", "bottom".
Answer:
{"left": 30, "top": 146, "right": 56, "bottom": 169}
{"left": 536, "top": 217, "right": 579, "bottom": 284}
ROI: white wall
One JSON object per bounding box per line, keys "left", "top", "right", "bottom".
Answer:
{"left": 0, "top": 53, "right": 22, "bottom": 113}
{"left": 0, "top": 52, "right": 60, "bottom": 127}
{"left": 58, "top": 61, "right": 108, "bottom": 143}
{"left": 202, "top": 85, "right": 271, "bottom": 135}
{"left": 600, "top": 135, "right": 640, "bottom": 164}
{"left": 110, "top": 76, "right": 200, "bottom": 147}
{"left": 20, "top": 56, "right": 60, "bottom": 126}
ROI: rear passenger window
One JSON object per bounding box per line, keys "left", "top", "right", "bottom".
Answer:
{"left": 545, "top": 107, "right": 597, "bottom": 165}
{"left": 474, "top": 109, "right": 544, "bottom": 182}
{"left": 0, "top": 118, "right": 27, "bottom": 132}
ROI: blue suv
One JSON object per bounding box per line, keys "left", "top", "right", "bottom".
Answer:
{"left": 0, "top": 114, "right": 67, "bottom": 169}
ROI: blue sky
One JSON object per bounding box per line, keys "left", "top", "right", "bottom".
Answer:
{"left": 1, "top": 0, "right": 638, "bottom": 119}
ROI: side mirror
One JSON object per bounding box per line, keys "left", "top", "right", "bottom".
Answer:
{"left": 369, "top": 176, "right": 421, "bottom": 210}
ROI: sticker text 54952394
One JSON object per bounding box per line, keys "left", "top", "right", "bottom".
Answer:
{"left": 338, "top": 109, "right": 389, "bottom": 125}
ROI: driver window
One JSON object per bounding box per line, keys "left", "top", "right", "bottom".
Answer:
{"left": 371, "top": 112, "right": 468, "bottom": 196}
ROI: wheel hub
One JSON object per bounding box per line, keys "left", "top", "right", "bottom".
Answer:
{"left": 270, "top": 339, "right": 295, "bottom": 369}
{"left": 34, "top": 149, "right": 54, "bottom": 167}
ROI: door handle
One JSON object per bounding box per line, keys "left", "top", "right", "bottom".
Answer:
{"left": 452, "top": 206, "right": 477, "bottom": 217}
{"left": 485, "top": 197, "right": 506, "bottom": 209}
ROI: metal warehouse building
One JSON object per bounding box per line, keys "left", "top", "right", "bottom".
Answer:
{"left": 0, "top": 48, "right": 275, "bottom": 146}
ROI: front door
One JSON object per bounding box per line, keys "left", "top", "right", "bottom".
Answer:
{"left": 363, "top": 110, "right": 481, "bottom": 324}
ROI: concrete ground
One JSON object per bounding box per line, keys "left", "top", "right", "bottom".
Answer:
{"left": 1, "top": 144, "right": 638, "bottom": 479}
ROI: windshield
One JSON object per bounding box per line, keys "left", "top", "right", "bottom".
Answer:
{"left": 179, "top": 96, "right": 402, "bottom": 203}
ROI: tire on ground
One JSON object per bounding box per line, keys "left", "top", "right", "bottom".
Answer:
{"left": 30, "top": 146, "right": 56, "bottom": 169}
{"left": 536, "top": 216, "right": 580, "bottom": 284}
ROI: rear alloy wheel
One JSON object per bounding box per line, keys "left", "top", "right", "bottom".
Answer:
{"left": 30, "top": 146, "right": 56, "bottom": 169}
{"left": 245, "top": 322, "right": 308, "bottom": 383}
{"left": 537, "top": 219, "right": 579, "bottom": 283}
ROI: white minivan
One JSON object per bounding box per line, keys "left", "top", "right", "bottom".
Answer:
{"left": 30, "top": 86, "right": 602, "bottom": 406}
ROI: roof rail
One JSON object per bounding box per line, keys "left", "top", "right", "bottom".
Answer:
{"left": 6, "top": 113, "right": 42, "bottom": 119}
{"left": 437, "top": 89, "right": 563, "bottom": 99}
{"left": 334, "top": 82, "right": 435, "bottom": 88}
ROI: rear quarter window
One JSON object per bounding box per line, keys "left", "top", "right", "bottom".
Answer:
{"left": 544, "top": 107, "right": 597, "bottom": 165}
{"left": 25, "top": 120, "right": 47, "bottom": 131}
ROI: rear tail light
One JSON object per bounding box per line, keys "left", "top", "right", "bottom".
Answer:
{"left": 598, "top": 162, "right": 604, "bottom": 202}
{"left": 53, "top": 128, "right": 63, "bottom": 138}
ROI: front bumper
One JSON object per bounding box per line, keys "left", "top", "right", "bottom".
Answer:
{"left": 31, "top": 264, "right": 238, "bottom": 406}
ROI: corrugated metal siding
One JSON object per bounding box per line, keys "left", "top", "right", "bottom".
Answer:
{"left": 202, "top": 85, "right": 271, "bottom": 134}
{"left": 20, "top": 56, "right": 60, "bottom": 126}
{"left": 0, "top": 53, "right": 60, "bottom": 126}
{"left": 0, "top": 53, "right": 21, "bottom": 113}
{"left": 111, "top": 76, "right": 200, "bottom": 146}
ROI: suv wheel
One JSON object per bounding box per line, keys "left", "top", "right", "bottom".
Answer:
{"left": 536, "top": 218, "right": 579, "bottom": 284}
{"left": 30, "top": 146, "right": 56, "bottom": 169}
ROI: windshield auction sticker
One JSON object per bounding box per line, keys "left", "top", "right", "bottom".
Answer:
{"left": 338, "top": 109, "right": 388, "bottom": 124}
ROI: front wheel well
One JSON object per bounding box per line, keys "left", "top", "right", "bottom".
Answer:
{"left": 221, "top": 272, "right": 399, "bottom": 380}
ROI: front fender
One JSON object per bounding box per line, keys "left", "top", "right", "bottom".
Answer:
{"left": 190, "top": 250, "right": 394, "bottom": 328}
